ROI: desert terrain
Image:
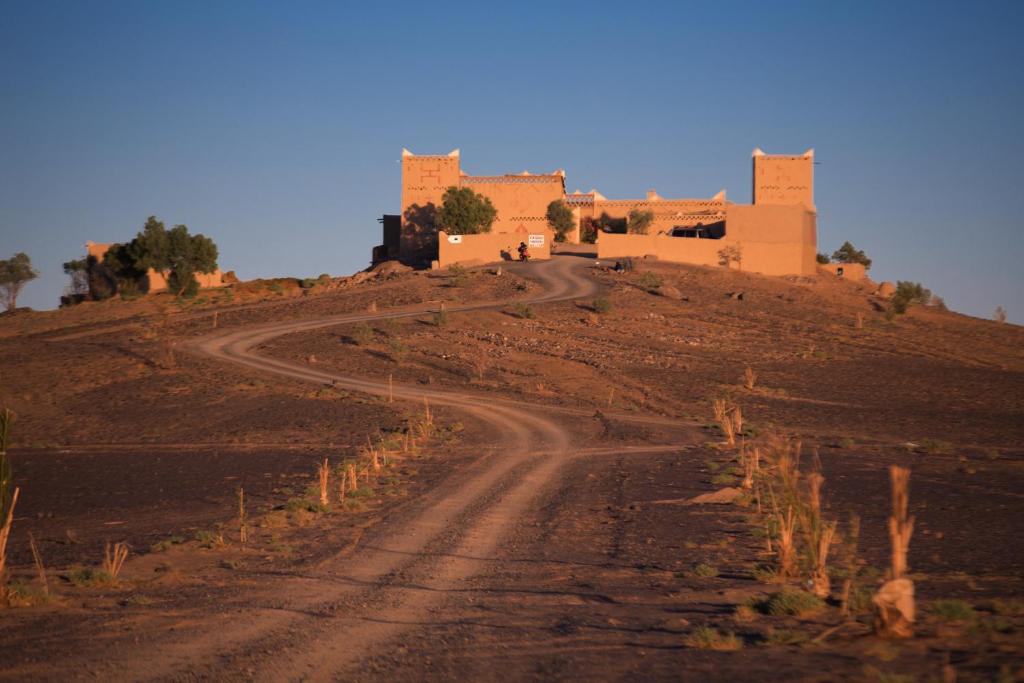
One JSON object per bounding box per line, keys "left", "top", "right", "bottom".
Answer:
{"left": 0, "top": 253, "right": 1022, "bottom": 682}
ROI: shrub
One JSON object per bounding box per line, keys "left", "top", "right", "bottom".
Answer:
{"left": 637, "top": 272, "right": 661, "bottom": 290}
{"left": 433, "top": 309, "right": 449, "bottom": 327}
{"left": 627, "top": 209, "right": 655, "bottom": 235}
{"left": 890, "top": 281, "right": 931, "bottom": 315}
{"left": 691, "top": 563, "right": 719, "bottom": 578}
{"left": 816, "top": 253, "right": 830, "bottom": 264}
{"left": 513, "top": 302, "right": 534, "bottom": 319}
{"left": 933, "top": 599, "right": 974, "bottom": 621}
{"left": 350, "top": 322, "right": 374, "bottom": 346}
{"left": 447, "top": 264, "right": 468, "bottom": 287}
{"left": 994, "top": 306, "right": 1007, "bottom": 323}
{"left": 753, "top": 590, "right": 826, "bottom": 617}
{"left": 592, "top": 296, "right": 611, "bottom": 314}
{"left": 580, "top": 218, "right": 598, "bottom": 244}
{"left": 718, "top": 245, "right": 742, "bottom": 269}
{"left": 684, "top": 625, "right": 742, "bottom": 650}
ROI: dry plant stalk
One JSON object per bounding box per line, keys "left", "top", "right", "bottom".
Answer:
{"left": 741, "top": 445, "right": 760, "bottom": 490}
{"left": 367, "top": 301, "right": 377, "bottom": 313}
{"left": 236, "top": 485, "right": 246, "bottom": 544}
{"left": 873, "top": 466, "right": 915, "bottom": 637}
{"left": 471, "top": 355, "right": 488, "bottom": 382}
{"left": 28, "top": 531, "right": 48, "bottom": 596}
{"left": 719, "top": 414, "right": 735, "bottom": 446}
{"left": 712, "top": 398, "right": 728, "bottom": 424}
{"left": 347, "top": 463, "right": 358, "bottom": 491}
{"left": 238, "top": 489, "right": 248, "bottom": 540}
{"left": 337, "top": 468, "right": 348, "bottom": 503}
{"left": 317, "top": 458, "right": 330, "bottom": 506}
{"left": 388, "top": 373, "right": 394, "bottom": 403}
{"left": 0, "top": 487, "right": 19, "bottom": 585}
{"left": 103, "top": 542, "right": 130, "bottom": 579}
{"left": 855, "top": 312, "right": 864, "bottom": 329}
{"left": 840, "top": 514, "right": 861, "bottom": 618}
{"left": 888, "top": 465, "right": 914, "bottom": 579}
{"left": 730, "top": 406, "right": 744, "bottom": 437}
{"left": 776, "top": 506, "right": 797, "bottom": 577}
{"left": 423, "top": 398, "right": 433, "bottom": 426}
{"left": 212, "top": 311, "right": 218, "bottom": 329}
{"left": 743, "top": 366, "right": 757, "bottom": 390}
{"left": 811, "top": 521, "right": 837, "bottom": 598}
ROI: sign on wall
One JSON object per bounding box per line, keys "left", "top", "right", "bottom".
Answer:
{"left": 447, "top": 235, "right": 462, "bottom": 244}
{"left": 528, "top": 234, "right": 545, "bottom": 247}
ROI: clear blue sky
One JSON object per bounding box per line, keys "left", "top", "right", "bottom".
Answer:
{"left": 2, "top": 1, "right": 1022, "bottom": 322}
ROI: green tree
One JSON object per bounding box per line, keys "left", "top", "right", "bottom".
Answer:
{"left": 816, "top": 253, "right": 830, "bottom": 264}
{"left": 63, "top": 258, "right": 90, "bottom": 299}
{"left": 435, "top": 187, "right": 497, "bottom": 235}
{"left": 0, "top": 252, "right": 38, "bottom": 311}
{"left": 165, "top": 224, "right": 219, "bottom": 296}
{"left": 627, "top": 209, "right": 655, "bottom": 235}
{"left": 546, "top": 199, "right": 575, "bottom": 242}
{"left": 126, "top": 218, "right": 219, "bottom": 297}
{"left": 890, "top": 281, "right": 931, "bottom": 315}
{"left": 133, "top": 216, "right": 173, "bottom": 281}
{"left": 831, "top": 241, "right": 871, "bottom": 269}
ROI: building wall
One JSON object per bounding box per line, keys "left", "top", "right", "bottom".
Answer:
{"left": 752, "top": 149, "right": 814, "bottom": 209}
{"left": 460, "top": 175, "right": 564, "bottom": 233}
{"left": 400, "top": 150, "right": 461, "bottom": 263}
{"left": 437, "top": 228, "right": 552, "bottom": 269}
{"left": 820, "top": 262, "right": 867, "bottom": 281}
{"left": 591, "top": 197, "right": 727, "bottom": 235}
{"left": 596, "top": 204, "right": 817, "bottom": 276}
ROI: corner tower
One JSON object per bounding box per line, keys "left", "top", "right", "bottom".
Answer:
{"left": 752, "top": 148, "right": 815, "bottom": 210}
{"left": 400, "top": 148, "right": 461, "bottom": 263}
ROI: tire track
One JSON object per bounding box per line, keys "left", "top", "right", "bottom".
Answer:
{"left": 114, "top": 257, "right": 599, "bottom": 681}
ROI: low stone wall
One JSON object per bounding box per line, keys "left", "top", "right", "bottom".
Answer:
{"left": 820, "top": 262, "right": 867, "bottom": 281}
{"left": 596, "top": 204, "right": 816, "bottom": 276}
{"left": 437, "top": 229, "right": 552, "bottom": 268}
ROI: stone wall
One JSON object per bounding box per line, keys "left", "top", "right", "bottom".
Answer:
{"left": 596, "top": 204, "right": 816, "bottom": 277}
{"left": 437, "top": 228, "right": 552, "bottom": 269}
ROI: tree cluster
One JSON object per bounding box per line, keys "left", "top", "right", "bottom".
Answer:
{"left": 64, "top": 217, "right": 218, "bottom": 303}
{"left": 830, "top": 241, "right": 872, "bottom": 270}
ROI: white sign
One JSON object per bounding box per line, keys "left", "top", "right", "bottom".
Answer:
{"left": 528, "top": 234, "right": 545, "bottom": 247}
{"left": 447, "top": 235, "right": 462, "bottom": 244}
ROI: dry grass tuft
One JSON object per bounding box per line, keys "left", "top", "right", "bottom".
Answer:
{"left": 743, "top": 366, "right": 758, "bottom": 390}
{"left": 238, "top": 487, "right": 248, "bottom": 543}
{"left": 103, "top": 542, "right": 130, "bottom": 580}
{"left": 317, "top": 458, "right": 330, "bottom": 506}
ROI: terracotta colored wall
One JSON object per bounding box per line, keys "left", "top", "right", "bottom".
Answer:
{"left": 596, "top": 204, "right": 817, "bottom": 276}
{"left": 592, "top": 198, "right": 727, "bottom": 235}
{"left": 400, "top": 151, "right": 461, "bottom": 262}
{"left": 437, "top": 228, "right": 552, "bottom": 268}
{"left": 460, "top": 175, "right": 563, "bottom": 234}
{"left": 752, "top": 150, "right": 814, "bottom": 209}
{"left": 820, "top": 262, "right": 867, "bottom": 280}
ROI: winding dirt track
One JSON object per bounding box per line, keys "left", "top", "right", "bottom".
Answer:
{"left": 121, "top": 256, "right": 603, "bottom": 681}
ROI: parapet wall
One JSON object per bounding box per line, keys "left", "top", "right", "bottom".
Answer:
{"left": 437, "top": 229, "right": 552, "bottom": 269}
{"left": 596, "top": 204, "right": 816, "bottom": 277}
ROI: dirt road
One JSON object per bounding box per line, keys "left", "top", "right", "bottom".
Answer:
{"left": 96, "top": 255, "right": 601, "bottom": 681}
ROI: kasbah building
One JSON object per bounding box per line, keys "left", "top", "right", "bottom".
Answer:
{"left": 376, "top": 147, "right": 845, "bottom": 279}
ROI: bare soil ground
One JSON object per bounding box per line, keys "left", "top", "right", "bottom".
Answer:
{"left": 0, "top": 254, "right": 1021, "bottom": 682}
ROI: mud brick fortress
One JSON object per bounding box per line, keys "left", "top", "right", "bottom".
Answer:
{"left": 378, "top": 148, "right": 817, "bottom": 276}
